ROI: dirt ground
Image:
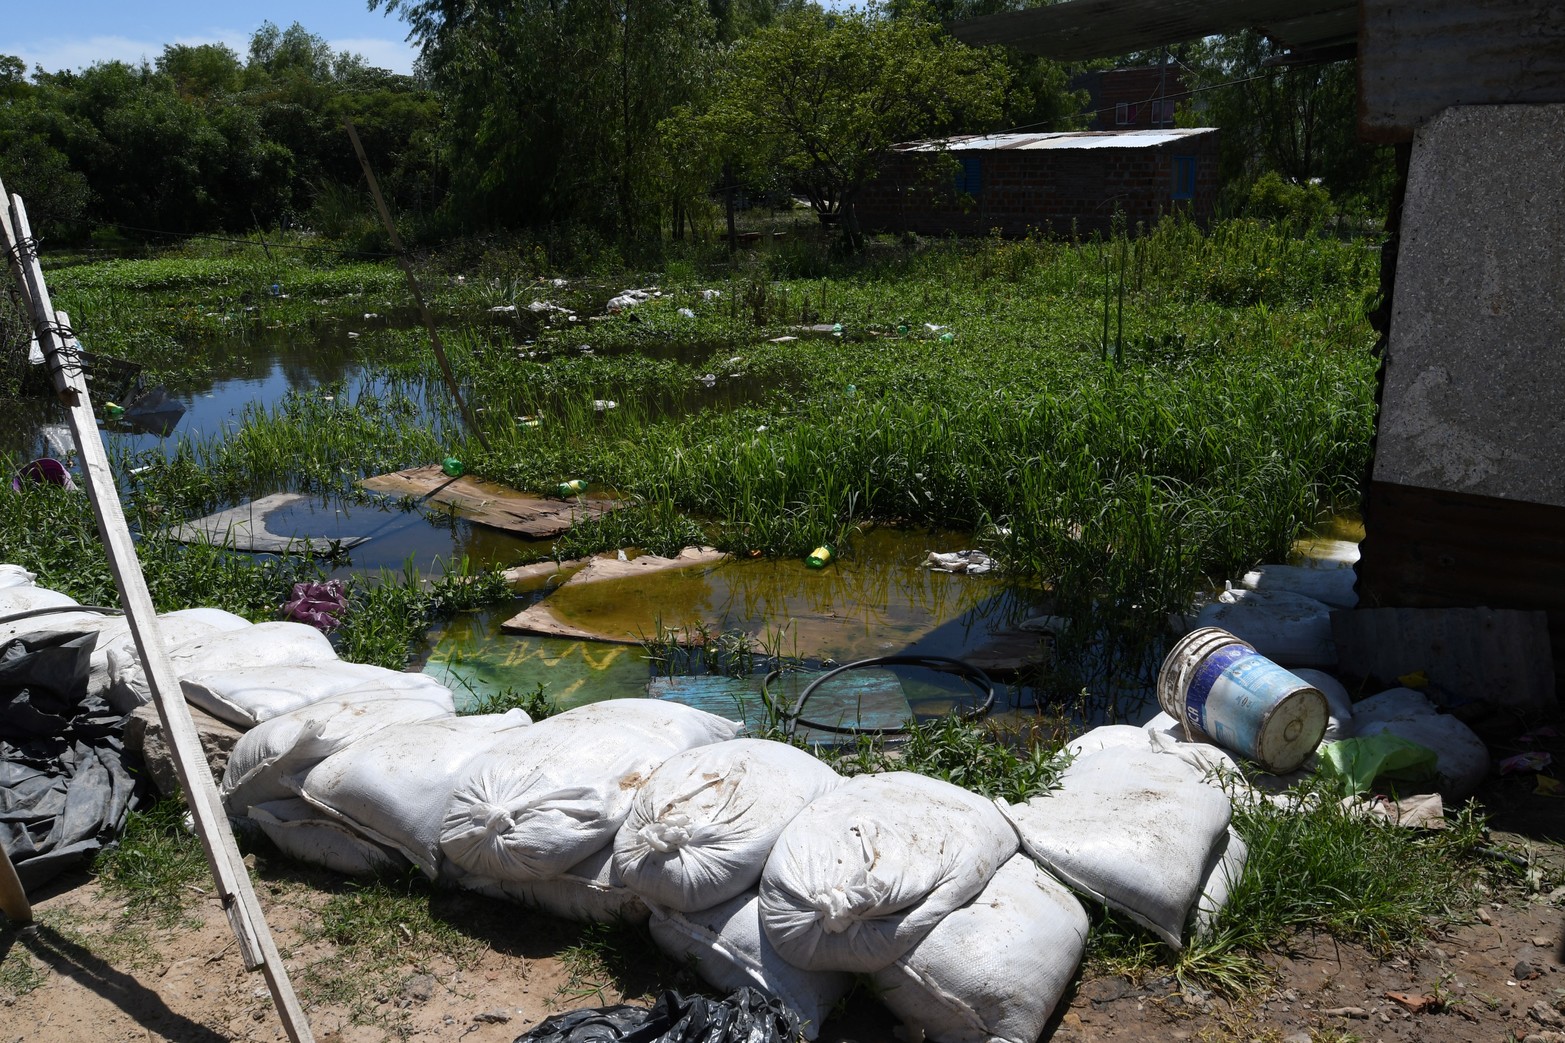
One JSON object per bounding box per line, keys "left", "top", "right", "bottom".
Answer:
{"left": 3, "top": 777, "right": 1563, "bottom": 1043}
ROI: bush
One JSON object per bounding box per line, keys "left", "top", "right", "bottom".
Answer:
{"left": 1244, "top": 171, "right": 1333, "bottom": 228}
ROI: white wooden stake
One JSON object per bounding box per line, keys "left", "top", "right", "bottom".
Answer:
{"left": 2, "top": 182, "right": 314, "bottom": 1043}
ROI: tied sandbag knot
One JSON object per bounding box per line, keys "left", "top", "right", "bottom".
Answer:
{"left": 641, "top": 813, "right": 694, "bottom": 853}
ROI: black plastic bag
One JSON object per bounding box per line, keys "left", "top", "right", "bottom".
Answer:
{"left": 513, "top": 987, "right": 801, "bottom": 1043}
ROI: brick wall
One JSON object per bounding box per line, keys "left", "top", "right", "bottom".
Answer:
{"left": 856, "top": 132, "right": 1219, "bottom": 239}
{"left": 1073, "top": 66, "right": 1187, "bottom": 131}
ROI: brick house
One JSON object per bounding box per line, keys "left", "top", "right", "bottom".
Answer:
{"left": 1072, "top": 64, "right": 1188, "bottom": 130}
{"left": 854, "top": 128, "right": 1219, "bottom": 239}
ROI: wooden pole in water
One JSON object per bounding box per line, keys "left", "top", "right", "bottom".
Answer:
{"left": 342, "top": 120, "right": 491, "bottom": 452}
{"left": 1, "top": 181, "right": 315, "bottom": 1043}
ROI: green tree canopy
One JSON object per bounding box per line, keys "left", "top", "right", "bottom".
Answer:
{"left": 673, "top": 3, "right": 1010, "bottom": 246}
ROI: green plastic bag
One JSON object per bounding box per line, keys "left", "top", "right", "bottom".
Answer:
{"left": 1317, "top": 733, "right": 1439, "bottom": 796}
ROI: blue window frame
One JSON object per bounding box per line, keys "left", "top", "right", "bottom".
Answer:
{"left": 1172, "top": 155, "right": 1197, "bottom": 200}
{"left": 955, "top": 156, "right": 982, "bottom": 198}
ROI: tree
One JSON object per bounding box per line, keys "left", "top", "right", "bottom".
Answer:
{"left": 1185, "top": 32, "right": 1394, "bottom": 214}
{"left": 675, "top": 3, "right": 1010, "bottom": 247}
{"left": 157, "top": 43, "right": 243, "bottom": 99}
{"left": 375, "top": 0, "right": 716, "bottom": 239}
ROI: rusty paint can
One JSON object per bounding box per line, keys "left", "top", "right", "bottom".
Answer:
{"left": 1157, "top": 627, "right": 1328, "bottom": 774}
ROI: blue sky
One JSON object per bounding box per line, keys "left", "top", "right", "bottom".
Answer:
{"left": 7, "top": 1, "right": 421, "bottom": 77}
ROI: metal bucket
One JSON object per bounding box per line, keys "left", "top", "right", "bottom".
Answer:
{"left": 1157, "top": 626, "right": 1328, "bottom": 774}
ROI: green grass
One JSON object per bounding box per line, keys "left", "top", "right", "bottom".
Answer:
{"left": 93, "top": 799, "right": 211, "bottom": 929}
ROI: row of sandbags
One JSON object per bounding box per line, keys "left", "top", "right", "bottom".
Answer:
{"left": 1180, "top": 546, "right": 1490, "bottom": 798}
{"left": 220, "top": 688, "right": 1248, "bottom": 1043}
{"left": 0, "top": 565, "right": 455, "bottom": 725}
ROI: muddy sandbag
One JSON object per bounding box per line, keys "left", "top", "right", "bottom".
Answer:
{"left": 1345, "top": 687, "right": 1488, "bottom": 798}
{"left": 1002, "top": 744, "right": 1232, "bottom": 950}
{"left": 1192, "top": 588, "right": 1336, "bottom": 668}
{"left": 223, "top": 695, "right": 460, "bottom": 813}
{"left": 649, "top": 890, "right": 851, "bottom": 1039}
{"left": 869, "top": 854, "right": 1088, "bottom": 1043}
{"left": 249, "top": 797, "right": 408, "bottom": 877}
{"left": 511, "top": 987, "right": 800, "bottom": 1043}
{"left": 615, "top": 738, "right": 841, "bottom": 912}
{"left": 299, "top": 711, "right": 532, "bottom": 878}
{"left": 455, "top": 843, "right": 650, "bottom": 925}
{"left": 441, "top": 700, "right": 741, "bottom": 884}
{"left": 759, "top": 771, "right": 1018, "bottom": 973}
{"left": 184, "top": 660, "right": 455, "bottom": 729}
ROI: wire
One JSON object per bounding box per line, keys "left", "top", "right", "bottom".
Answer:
{"left": 0, "top": 605, "right": 125, "bottom": 626}
{"left": 768, "top": 655, "right": 997, "bottom": 738}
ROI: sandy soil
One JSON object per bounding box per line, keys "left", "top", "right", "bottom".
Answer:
{"left": 3, "top": 781, "right": 1562, "bottom": 1043}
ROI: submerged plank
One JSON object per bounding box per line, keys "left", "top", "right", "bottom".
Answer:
{"left": 501, "top": 547, "right": 729, "bottom": 640}
{"left": 169, "top": 493, "right": 369, "bottom": 554}
{"left": 360, "top": 464, "right": 621, "bottom": 537}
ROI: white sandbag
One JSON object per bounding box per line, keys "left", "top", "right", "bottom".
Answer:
{"left": 455, "top": 845, "right": 650, "bottom": 925}
{"left": 299, "top": 711, "right": 532, "bottom": 878}
{"left": 1002, "top": 744, "right": 1231, "bottom": 949}
{"left": 184, "top": 660, "right": 455, "bottom": 729}
{"left": 649, "top": 890, "right": 851, "bottom": 1039}
{"left": 106, "top": 611, "right": 296, "bottom": 710}
{"left": 223, "top": 695, "right": 459, "bottom": 813}
{"left": 1066, "top": 724, "right": 1152, "bottom": 758}
{"left": 441, "top": 700, "right": 741, "bottom": 884}
{"left": 1289, "top": 668, "right": 1354, "bottom": 742}
{"left": 1239, "top": 564, "right": 1357, "bottom": 609}
{"left": 1192, "top": 827, "right": 1248, "bottom": 938}
{"left": 1192, "top": 589, "right": 1336, "bottom": 667}
{"left": 1297, "top": 538, "right": 1360, "bottom": 566}
{"left": 615, "top": 738, "right": 841, "bottom": 912}
{"left": 870, "top": 854, "right": 1088, "bottom": 1043}
{"left": 1348, "top": 687, "right": 1490, "bottom": 798}
{"left": 759, "top": 771, "right": 1019, "bottom": 973}
{"left": 0, "top": 586, "right": 104, "bottom": 644}
{"left": 249, "top": 798, "right": 408, "bottom": 877}
{"left": 0, "top": 564, "right": 36, "bottom": 588}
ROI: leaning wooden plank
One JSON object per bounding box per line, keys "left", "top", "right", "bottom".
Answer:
{"left": 361, "top": 464, "right": 621, "bottom": 536}
{"left": 2, "top": 186, "right": 314, "bottom": 1043}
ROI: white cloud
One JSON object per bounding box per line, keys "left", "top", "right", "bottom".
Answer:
{"left": 328, "top": 37, "right": 419, "bottom": 76}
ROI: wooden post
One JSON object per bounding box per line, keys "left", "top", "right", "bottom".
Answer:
{"left": 1, "top": 181, "right": 314, "bottom": 1042}
{"left": 0, "top": 841, "right": 32, "bottom": 925}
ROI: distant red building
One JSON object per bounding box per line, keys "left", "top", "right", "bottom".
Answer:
{"left": 855, "top": 128, "right": 1219, "bottom": 239}
{"left": 1072, "top": 65, "right": 1188, "bottom": 131}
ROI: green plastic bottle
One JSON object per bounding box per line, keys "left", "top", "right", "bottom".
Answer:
{"left": 441, "top": 456, "right": 464, "bottom": 477}
{"left": 556, "top": 479, "right": 588, "bottom": 497}
{"left": 805, "top": 544, "right": 834, "bottom": 569}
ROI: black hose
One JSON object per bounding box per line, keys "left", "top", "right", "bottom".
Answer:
{"left": 0, "top": 605, "right": 124, "bottom": 626}
{"left": 767, "top": 655, "right": 996, "bottom": 737}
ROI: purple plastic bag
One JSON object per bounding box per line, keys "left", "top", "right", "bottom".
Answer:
{"left": 281, "top": 579, "right": 349, "bottom": 631}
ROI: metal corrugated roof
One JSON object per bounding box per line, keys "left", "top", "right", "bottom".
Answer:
{"left": 904, "top": 128, "right": 1216, "bottom": 152}
{"left": 948, "top": 0, "right": 1358, "bottom": 61}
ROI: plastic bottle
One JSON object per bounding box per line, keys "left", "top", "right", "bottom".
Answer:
{"left": 441, "top": 456, "right": 464, "bottom": 477}
{"left": 104, "top": 402, "right": 125, "bottom": 419}
{"left": 805, "top": 544, "right": 834, "bottom": 569}
{"left": 845, "top": 384, "right": 857, "bottom": 398}
{"left": 556, "top": 479, "right": 588, "bottom": 497}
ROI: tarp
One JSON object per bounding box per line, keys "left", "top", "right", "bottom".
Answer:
{"left": 0, "top": 630, "right": 145, "bottom": 888}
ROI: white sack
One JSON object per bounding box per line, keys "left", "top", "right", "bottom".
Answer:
{"left": 615, "top": 738, "right": 841, "bottom": 912}
{"left": 1239, "top": 564, "right": 1358, "bottom": 608}
{"left": 223, "top": 695, "right": 459, "bottom": 813}
{"left": 107, "top": 612, "right": 297, "bottom": 710}
{"left": 1002, "top": 744, "right": 1232, "bottom": 949}
{"left": 0, "top": 586, "right": 104, "bottom": 644}
{"left": 1192, "top": 827, "right": 1248, "bottom": 938}
{"left": 1066, "top": 725, "right": 1152, "bottom": 758}
{"left": 649, "top": 891, "right": 851, "bottom": 1039}
{"left": 759, "top": 771, "right": 1018, "bottom": 973}
{"left": 870, "top": 854, "right": 1088, "bottom": 1043}
{"left": 250, "top": 798, "right": 408, "bottom": 877}
{"left": 454, "top": 845, "right": 649, "bottom": 925}
{"left": 0, "top": 564, "right": 36, "bottom": 588}
{"left": 1349, "top": 687, "right": 1490, "bottom": 798}
{"left": 1192, "top": 589, "right": 1336, "bottom": 667}
{"left": 184, "top": 660, "right": 455, "bottom": 729}
{"left": 441, "top": 700, "right": 741, "bottom": 884}
{"left": 1289, "top": 668, "right": 1354, "bottom": 742}
{"left": 299, "top": 711, "right": 532, "bottom": 878}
